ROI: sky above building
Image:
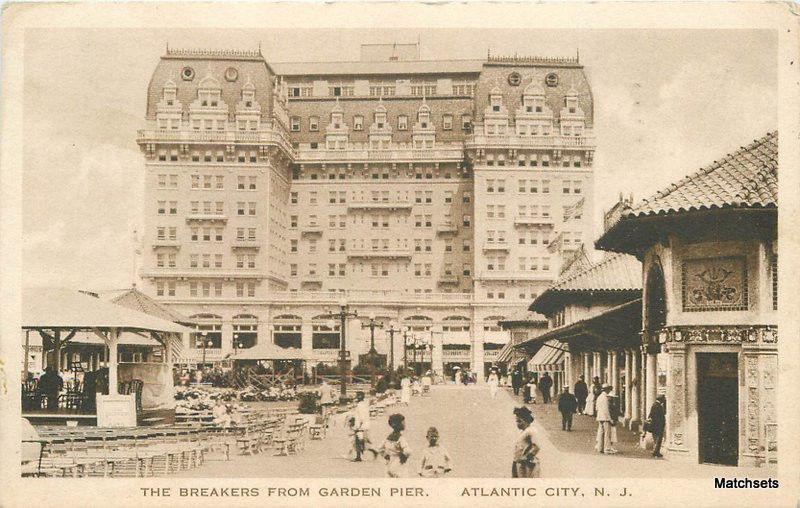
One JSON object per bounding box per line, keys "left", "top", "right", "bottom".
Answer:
{"left": 22, "top": 28, "right": 777, "bottom": 290}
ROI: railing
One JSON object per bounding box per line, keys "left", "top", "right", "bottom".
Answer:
{"left": 152, "top": 240, "right": 181, "bottom": 249}
{"left": 346, "top": 249, "right": 413, "bottom": 259}
{"left": 438, "top": 275, "right": 460, "bottom": 284}
{"left": 482, "top": 242, "right": 510, "bottom": 252}
{"left": 137, "top": 126, "right": 295, "bottom": 156}
{"left": 296, "top": 143, "right": 464, "bottom": 162}
{"left": 268, "top": 289, "right": 474, "bottom": 304}
{"left": 514, "top": 216, "right": 555, "bottom": 227}
{"left": 185, "top": 213, "right": 228, "bottom": 222}
{"left": 467, "top": 133, "right": 595, "bottom": 150}
{"left": 231, "top": 239, "right": 261, "bottom": 249}
{"left": 436, "top": 222, "right": 459, "bottom": 234}
{"left": 476, "top": 271, "right": 553, "bottom": 281}
{"left": 347, "top": 200, "right": 412, "bottom": 210}
{"left": 141, "top": 270, "right": 265, "bottom": 279}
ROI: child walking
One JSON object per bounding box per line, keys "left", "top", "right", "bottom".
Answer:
{"left": 380, "top": 413, "right": 411, "bottom": 477}
{"left": 418, "top": 427, "right": 453, "bottom": 477}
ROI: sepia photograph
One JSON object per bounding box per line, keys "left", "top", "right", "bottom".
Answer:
{"left": 0, "top": 2, "right": 797, "bottom": 507}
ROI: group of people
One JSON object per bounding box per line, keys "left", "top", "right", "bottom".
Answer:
{"left": 344, "top": 391, "right": 453, "bottom": 477}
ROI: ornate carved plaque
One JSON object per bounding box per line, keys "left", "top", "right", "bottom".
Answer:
{"left": 682, "top": 256, "right": 748, "bottom": 311}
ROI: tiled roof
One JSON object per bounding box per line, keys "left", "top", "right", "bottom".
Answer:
{"left": 549, "top": 253, "right": 642, "bottom": 292}
{"left": 627, "top": 131, "right": 777, "bottom": 218}
{"left": 97, "top": 287, "right": 194, "bottom": 326}
{"left": 529, "top": 253, "right": 641, "bottom": 314}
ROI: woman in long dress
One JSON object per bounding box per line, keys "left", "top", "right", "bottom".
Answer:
{"left": 512, "top": 406, "right": 541, "bottom": 477}
{"left": 487, "top": 370, "right": 499, "bottom": 398}
{"left": 400, "top": 375, "right": 412, "bottom": 405}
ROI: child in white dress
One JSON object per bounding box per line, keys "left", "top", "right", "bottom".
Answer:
{"left": 418, "top": 427, "right": 453, "bottom": 477}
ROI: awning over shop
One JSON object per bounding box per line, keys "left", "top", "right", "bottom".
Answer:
{"left": 528, "top": 340, "right": 565, "bottom": 372}
{"left": 68, "top": 331, "right": 162, "bottom": 347}
{"left": 519, "top": 299, "right": 642, "bottom": 354}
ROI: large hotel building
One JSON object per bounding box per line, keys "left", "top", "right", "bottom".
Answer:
{"left": 137, "top": 43, "right": 595, "bottom": 377}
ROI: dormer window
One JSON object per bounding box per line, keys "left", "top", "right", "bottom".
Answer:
{"left": 398, "top": 115, "right": 408, "bottom": 130}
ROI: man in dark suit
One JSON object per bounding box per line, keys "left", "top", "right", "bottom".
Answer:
{"left": 538, "top": 372, "right": 553, "bottom": 403}
{"left": 557, "top": 386, "right": 578, "bottom": 431}
{"left": 574, "top": 375, "right": 589, "bottom": 415}
{"left": 648, "top": 394, "right": 667, "bottom": 458}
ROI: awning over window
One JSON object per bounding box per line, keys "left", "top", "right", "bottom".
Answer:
{"left": 528, "top": 340, "right": 565, "bottom": 372}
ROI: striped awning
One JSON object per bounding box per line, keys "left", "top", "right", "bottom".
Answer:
{"left": 528, "top": 340, "right": 565, "bottom": 372}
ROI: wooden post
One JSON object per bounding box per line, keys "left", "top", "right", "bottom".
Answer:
{"left": 23, "top": 330, "right": 30, "bottom": 380}
{"left": 53, "top": 329, "right": 62, "bottom": 372}
{"left": 624, "top": 350, "right": 632, "bottom": 425}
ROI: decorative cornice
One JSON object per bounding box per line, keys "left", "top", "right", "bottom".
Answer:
{"left": 652, "top": 325, "right": 777, "bottom": 347}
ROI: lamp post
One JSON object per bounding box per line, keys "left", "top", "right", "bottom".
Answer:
{"left": 402, "top": 327, "right": 411, "bottom": 372}
{"left": 386, "top": 324, "right": 398, "bottom": 374}
{"left": 198, "top": 331, "right": 208, "bottom": 368}
{"left": 362, "top": 313, "right": 384, "bottom": 387}
{"left": 327, "top": 298, "right": 357, "bottom": 399}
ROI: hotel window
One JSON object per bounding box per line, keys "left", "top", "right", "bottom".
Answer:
{"left": 542, "top": 180, "right": 550, "bottom": 194}
{"left": 425, "top": 191, "right": 432, "bottom": 204}
{"left": 190, "top": 228, "right": 199, "bottom": 241}
{"left": 463, "top": 264, "right": 471, "bottom": 276}
{"left": 309, "top": 116, "right": 319, "bottom": 131}
{"left": 248, "top": 228, "right": 256, "bottom": 240}
{"left": 214, "top": 228, "right": 223, "bottom": 241}
{"left": 424, "top": 264, "right": 432, "bottom": 276}
{"left": 518, "top": 257, "right": 526, "bottom": 271}
{"left": 518, "top": 179, "right": 527, "bottom": 193}
{"left": 328, "top": 239, "right": 336, "bottom": 252}
{"left": 462, "top": 114, "right": 472, "bottom": 131}
{"left": 236, "top": 283, "right": 244, "bottom": 298}
{"left": 328, "top": 264, "right": 336, "bottom": 277}
{"left": 338, "top": 239, "right": 346, "bottom": 251}
{"left": 339, "top": 191, "right": 346, "bottom": 203}
{"left": 215, "top": 175, "right": 224, "bottom": 190}
{"left": 290, "top": 264, "right": 298, "bottom": 276}
{"left": 487, "top": 230, "right": 495, "bottom": 243}
{"left": 542, "top": 257, "right": 550, "bottom": 271}
{"left": 247, "top": 283, "right": 255, "bottom": 298}
{"left": 214, "top": 254, "right": 223, "bottom": 268}
{"left": 497, "top": 205, "right": 506, "bottom": 219}
{"left": 424, "top": 215, "right": 432, "bottom": 227}
{"left": 415, "top": 191, "right": 423, "bottom": 204}
{"left": 237, "top": 202, "right": 245, "bottom": 215}
{"left": 398, "top": 115, "right": 408, "bottom": 130}
{"left": 486, "top": 155, "right": 495, "bottom": 167}
{"left": 414, "top": 215, "right": 423, "bottom": 228}
{"left": 529, "top": 155, "right": 538, "bottom": 167}
{"left": 487, "top": 292, "right": 494, "bottom": 300}
{"left": 442, "top": 114, "right": 453, "bottom": 130}
{"left": 444, "top": 191, "right": 453, "bottom": 204}
{"left": 168, "top": 227, "right": 177, "bottom": 241}
{"left": 290, "top": 240, "right": 298, "bottom": 253}
{"left": 518, "top": 155, "right": 526, "bottom": 167}
{"left": 463, "top": 215, "right": 471, "bottom": 227}
{"left": 445, "top": 241, "right": 453, "bottom": 252}
{"left": 339, "top": 216, "right": 346, "bottom": 228}
{"left": 563, "top": 180, "right": 571, "bottom": 194}
{"left": 424, "top": 239, "right": 432, "bottom": 252}
{"left": 309, "top": 192, "right": 317, "bottom": 205}
{"left": 167, "top": 282, "right": 176, "bottom": 297}
{"left": 487, "top": 179, "right": 495, "bottom": 193}
{"left": 203, "top": 228, "right": 212, "bottom": 242}
{"left": 542, "top": 155, "right": 550, "bottom": 167}
{"left": 309, "top": 239, "right": 317, "bottom": 253}
{"left": 497, "top": 180, "right": 506, "bottom": 193}
{"left": 291, "top": 192, "right": 298, "bottom": 204}
{"left": 248, "top": 202, "right": 256, "bottom": 215}
{"left": 168, "top": 201, "right": 178, "bottom": 215}
{"left": 353, "top": 115, "right": 364, "bottom": 130}
{"left": 158, "top": 174, "right": 166, "bottom": 188}
{"left": 329, "top": 191, "right": 337, "bottom": 204}
{"left": 157, "top": 201, "right": 166, "bottom": 215}
{"left": 463, "top": 192, "right": 471, "bottom": 204}
{"left": 238, "top": 176, "right": 246, "bottom": 190}
{"left": 487, "top": 205, "right": 495, "bottom": 218}
{"left": 215, "top": 201, "right": 224, "bottom": 215}
{"left": 190, "top": 282, "right": 198, "bottom": 297}
{"left": 290, "top": 215, "right": 298, "bottom": 228}
{"left": 156, "top": 253, "right": 165, "bottom": 268}
{"left": 573, "top": 181, "right": 582, "bottom": 194}
{"left": 463, "top": 240, "right": 471, "bottom": 252}
{"left": 170, "top": 150, "right": 178, "bottom": 162}
{"left": 169, "top": 174, "right": 178, "bottom": 188}
{"left": 156, "top": 227, "right": 166, "bottom": 241}
{"left": 190, "top": 254, "right": 198, "bottom": 268}
{"left": 414, "top": 264, "right": 422, "bottom": 277}
{"left": 542, "top": 206, "right": 551, "bottom": 219}
{"left": 214, "top": 282, "right": 222, "bottom": 297}
{"left": 202, "top": 175, "right": 212, "bottom": 189}
{"left": 290, "top": 117, "right": 300, "bottom": 132}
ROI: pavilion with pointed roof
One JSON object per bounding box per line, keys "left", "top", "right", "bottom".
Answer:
{"left": 595, "top": 131, "right": 778, "bottom": 468}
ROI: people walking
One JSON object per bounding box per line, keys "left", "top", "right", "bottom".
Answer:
{"left": 574, "top": 375, "right": 589, "bottom": 415}
{"left": 511, "top": 406, "right": 541, "bottom": 478}
{"left": 647, "top": 394, "right": 667, "bottom": 458}
{"left": 400, "top": 374, "right": 412, "bottom": 405}
{"left": 511, "top": 369, "right": 523, "bottom": 396}
{"left": 487, "top": 369, "right": 499, "bottom": 399}
{"left": 524, "top": 375, "right": 537, "bottom": 404}
{"left": 38, "top": 366, "right": 64, "bottom": 410}
{"left": 353, "top": 391, "right": 378, "bottom": 461}
{"left": 380, "top": 413, "right": 411, "bottom": 477}
{"left": 557, "top": 386, "right": 578, "bottom": 431}
{"left": 594, "top": 383, "right": 615, "bottom": 454}
{"left": 538, "top": 372, "right": 553, "bottom": 404}
{"left": 418, "top": 427, "right": 453, "bottom": 477}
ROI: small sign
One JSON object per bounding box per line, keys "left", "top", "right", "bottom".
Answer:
{"left": 682, "top": 256, "right": 748, "bottom": 312}
{"left": 96, "top": 394, "right": 137, "bottom": 427}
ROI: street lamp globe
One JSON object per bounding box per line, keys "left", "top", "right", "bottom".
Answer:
{"left": 325, "top": 318, "right": 336, "bottom": 330}
{"left": 369, "top": 312, "right": 376, "bottom": 321}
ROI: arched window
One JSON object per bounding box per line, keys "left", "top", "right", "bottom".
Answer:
{"left": 273, "top": 314, "right": 302, "bottom": 349}
{"left": 442, "top": 315, "right": 470, "bottom": 332}
{"left": 189, "top": 314, "right": 223, "bottom": 349}
{"left": 311, "top": 314, "right": 340, "bottom": 349}
{"left": 483, "top": 315, "right": 506, "bottom": 332}
{"left": 404, "top": 315, "right": 433, "bottom": 332}
{"left": 232, "top": 314, "right": 258, "bottom": 349}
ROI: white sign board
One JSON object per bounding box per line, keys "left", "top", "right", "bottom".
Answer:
{"left": 96, "top": 394, "right": 136, "bottom": 427}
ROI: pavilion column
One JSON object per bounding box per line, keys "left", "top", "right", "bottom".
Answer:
{"left": 431, "top": 325, "right": 444, "bottom": 378}
{"left": 630, "top": 348, "right": 640, "bottom": 428}
{"left": 108, "top": 329, "right": 120, "bottom": 395}
{"left": 645, "top": 346, "right": 658, "bottom": 419}
{"left": 471, "top": 323, "right": 484, "bottom": 383}
{"left": 564, "top": 351, "right": 572, "bottom": 389}
{"left": 300, "top": 321, "right": 313, "bottom": 372}
{"left": 582, "top": 352, "right": 590, "bottom": 382}
{"left": 640, "top": 347, "right": 647, "bottom": 423}
{"left": 624, "top": 350, "right": 633, "bottom": 425}
{"left": 53, "top": 329, "right": 62, "bottom": 372}
{"left": 592, "top": 352, "right": 601, "bottom": 380}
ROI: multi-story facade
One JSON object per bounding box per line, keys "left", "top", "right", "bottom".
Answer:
{"left": 137, "top": 44, "right": 595, "bottom": 378}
